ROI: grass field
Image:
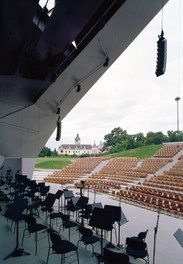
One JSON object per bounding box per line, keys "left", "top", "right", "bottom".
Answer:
{"left": 35, "top": 144, "right": 162, "bottom": 169}
{"left": 109, "top": 144, "right": 162, "bottom": 159}
{"left": 35, "top": 157, "right": 77, "bottom": 169}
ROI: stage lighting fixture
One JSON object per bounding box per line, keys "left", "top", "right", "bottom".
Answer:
{"left": 56, "top": 107, "right": 60, "bottom": 115}
{"left": 76, "top": 84, "right": 81, "bottom": 93}
{"left": 103, "top": 57, "right": 109, "bottom": 67}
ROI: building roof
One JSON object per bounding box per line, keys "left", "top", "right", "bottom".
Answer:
{"left": 59, "top": 144, "right": 92, "bottom": 150}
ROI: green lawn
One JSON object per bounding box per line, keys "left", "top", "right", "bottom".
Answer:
{"left": 35, "top": 145, "right": 163, "bottom": 169}
{"left": 35, "top": 157, "right": 76, "bottom": 169}
{"left": 109, "top": 144, "right": 162, "bottom": 159}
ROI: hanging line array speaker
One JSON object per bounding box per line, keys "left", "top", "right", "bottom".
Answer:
{"left": 155, "top": 30, "right": 167, "bottom": 77}
{"left": 56, "top": 116, "right": 61, "bottom": 141}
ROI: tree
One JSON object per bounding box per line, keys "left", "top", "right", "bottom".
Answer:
{"left": 167, "top": 130, "right": 183, "bottom": 142}
{"left": 134, "top": 132, "right": 145, "bottom": 146}
{"left": 104, "top": 127, "right": 128, "bottom": 148}
{"left": 109, "top": 141, "right": 128, "bottom": 153}
{"left": 145, "top": 131, "right": 167, "bottom": 145}
{"left": 52, "top": 148, "right": 58, "bottom": 156}
{"left": 39, "top": 146, "right": 52, "bottom": 157}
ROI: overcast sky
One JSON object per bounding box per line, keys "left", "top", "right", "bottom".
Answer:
{"left": 41, "top": 0, "right": 183, "bottom": 150}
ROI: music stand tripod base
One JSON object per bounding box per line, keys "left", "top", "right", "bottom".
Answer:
{"left": 3, "top": 247, "right": 30, "bottom": 260}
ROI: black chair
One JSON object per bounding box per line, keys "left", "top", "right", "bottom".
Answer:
{"left": 21, "top": 214, "right": 48, "bottom": 255}
{"left": 59, "top": 212, "right": 79, "bottom": 241}
{"left": 125, "top": 236, "right": 149, "bottom": 264}
{"left": 47, "top": 229, "right": 79, "bottom": 264}
{"left": 40, "top": 185, "right": 50, "bottom": 200}
{"left": 26, "top": 199, "right": 41, "bottom": 216}
{"left": 48, "top": 190, "right": 64, "bottom": 227}
{"left": 104, "top": 247, "right": 130, "bottom": 264}
{"left": 3, "top": 198, "right": 30, "bottom": 260}
{"left": 77, "top": 225, "right": 100, "bottom": 255}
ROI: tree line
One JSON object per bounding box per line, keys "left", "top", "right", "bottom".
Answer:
{"left": 103, "top": 127, "right": 183, "bottom": 153}
{"left": 39, "top": 127, "right": 183, "bottom": 156}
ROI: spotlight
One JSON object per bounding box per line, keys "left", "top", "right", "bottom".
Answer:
{"left": 103, "top": 57, "right": 109, "bottom": 67}
{"left": 56, "top": 107, "right": 60, "bottom": 115}
{"left": 76, "top": 84, "right": 81, "bottom": 93}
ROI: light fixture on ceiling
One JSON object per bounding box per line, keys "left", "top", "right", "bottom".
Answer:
{"left": 56, "top": 107, "right": 60, "bottom": 115}
{"left": 103, "top": 57, "right": 109, "bottom": 67}
{"left": 76, "top": 84, "right": 81, "bottom": 93}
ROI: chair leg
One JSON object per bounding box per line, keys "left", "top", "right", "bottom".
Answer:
{"left": 91, "top": 244, "right": 94, "bottom": 256}
{"left": 21, "top": 229, "right": 27, "bottom": 246}
{"left": 35, "top": 232, "right": 38, "bottom": 255}
{"left": 61, "top": 254, "right": 65, "bottom": 264}
{"left": 46, "top": 248, "right": 50, "bottom": 263}
{"left": 76, "top": 250, "right": 79, "bottom": 264}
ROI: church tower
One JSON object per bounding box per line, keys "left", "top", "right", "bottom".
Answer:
{"left": 75, "top": 133, "right": 81, "bottom": 145}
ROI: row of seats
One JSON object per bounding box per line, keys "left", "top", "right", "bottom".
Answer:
{"left": 113, "top": 189, "right": 183, "bottom": 217}
{"left": 145, "top": 177, "right": 183, "bottom": 188}
{"left": 65, "top": 156, "right": 107, "bottom": 169}
{"left": 125, "top": 185, "right": 183, "bottom": 202}
{"left": 100, "top": 157, "right": 139, "bottom": 171}
{"left": 133, "top": 158, "right": 172, "bottom": 174}
{"left": 154, "top": 144, "right": 183, "bottom": 157}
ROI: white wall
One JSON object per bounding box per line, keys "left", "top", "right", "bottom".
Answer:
{"left": 21, "top": 158, "right": 36, "bottom": 179}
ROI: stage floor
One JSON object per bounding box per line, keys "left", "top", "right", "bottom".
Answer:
{"left": 0, "top": 183, "right": 182, "bottom": 264}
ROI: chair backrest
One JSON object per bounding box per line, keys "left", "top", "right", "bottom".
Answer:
{"left": 4, "top": 198, "right": 28, "bottom": 219}
{"left": 50, "top": 231, "right": 62, "bottom": 245}
{"left": 60, "top": 212, "right": 70, "bottom": 222}
{"left": 25, "top": 214, "right": 37, "bottom": 225}
{"left": 78, "top": 225, "right": 93, "bottom": 236}
{"left": 138, "top": 229, "right": 148, "bottom": 240}
{"left": 126, "top": 237, "right": 147, "bottom": 250}
{"left": 104, "top": 247, "right": 129, "bottom": 264}
{"left": 40, "top": 185, "right": 50, "bottom": 196}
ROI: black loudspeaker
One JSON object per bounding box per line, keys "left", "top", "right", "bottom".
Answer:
{"left": 89, "top": 207, "right": 113, "bottom": 231}
{"left": 56, "top": 118, "right": 61, "bottom": 141}
{"left": 155, "top": 30, "right": 167, "bottom": 77}
{"left": 104, "top": 205, "right": 121, "bottom": 222}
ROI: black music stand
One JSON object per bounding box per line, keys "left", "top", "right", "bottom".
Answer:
{"left": 104, "top": 205, "right": 121, "bottom": 245}
{"left": 118, "top": 209, "right": 128, "bottom": 247}
{"left": 64, "top": 190, "right": 74, "bottom": 210}
{"left": 174, "top": 228, "right": 183, "bottom": 248}
{"left": 55, "top": 190, "right": 63, "bottom": 211}
{"left": 89, "top": 207, "right": 113, "bottom": 262}
{"left": 76, "top": 196, "right": 89, "bottom": 225}
{"left": 91, "top": 202, "right": 103, "bottom": 210}
{"left": 64, "top": 190, "right": 74, "bottom": 200}
{"left": 104, "top": 205, "right": 128, "bottom": 248}
{"left": 3, "top": 198, "right": 30, "bottom": 260}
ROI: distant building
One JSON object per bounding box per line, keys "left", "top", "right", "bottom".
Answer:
{"left": 58, "top": 134, "right": 101, "bottom": 156}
